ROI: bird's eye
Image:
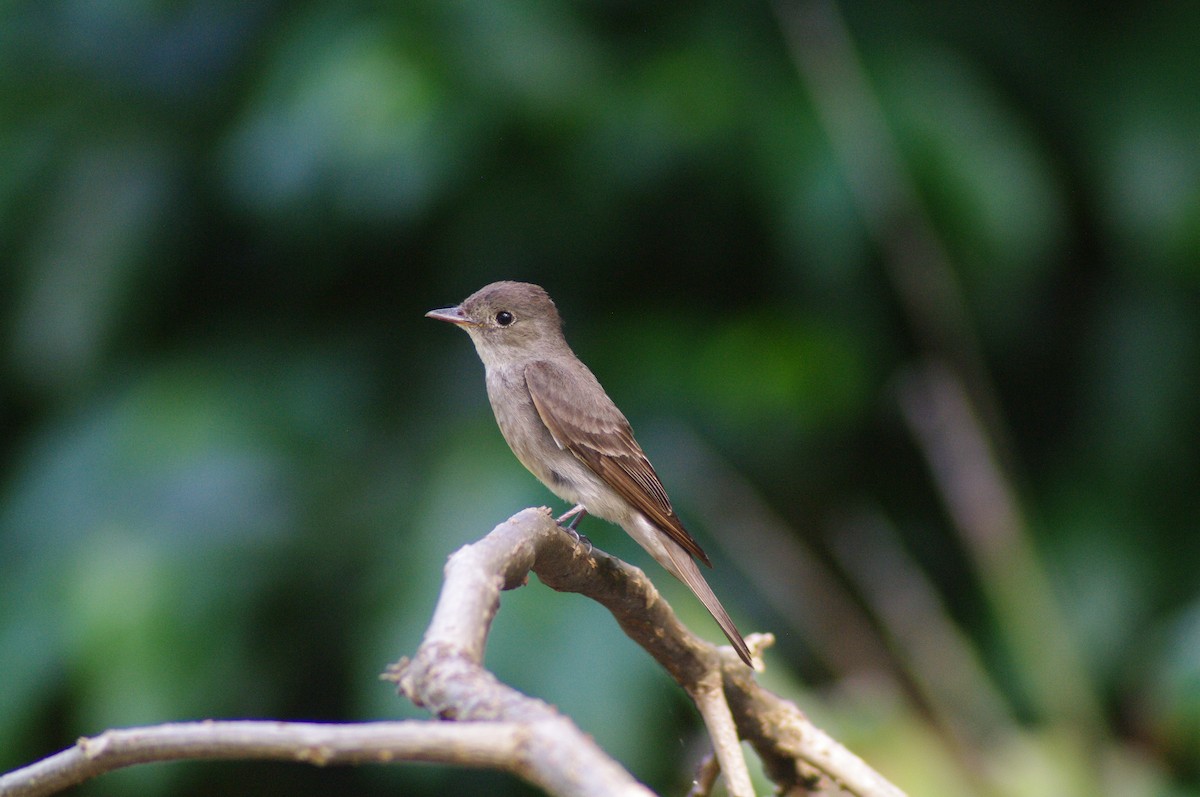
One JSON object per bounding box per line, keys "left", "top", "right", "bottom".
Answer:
{"left": 495, "top": 311, "right": 514, "bottom": 327}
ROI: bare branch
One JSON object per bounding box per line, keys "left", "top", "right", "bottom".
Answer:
{"left": 723, "top": 662, "right": 906, "bottom": 797}
{"left": 690, "top": 669, "right": 754, "bottom": 797}
{"left": 0, "top": 720, "right": 547, "bottom": 797}
{"left": 3, "top": 507, "right": 906, "bottom": 797}
{"left": 386, "top": 508, "right": 654, "bottom": 797}
{"left": 394, "top": 506, "right": 907, "bottom": 797}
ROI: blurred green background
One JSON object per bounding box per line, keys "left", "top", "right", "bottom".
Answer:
{"left": 2, "top": 1, "right": 1198, "bottom": 795}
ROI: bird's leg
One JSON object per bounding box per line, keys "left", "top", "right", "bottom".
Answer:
{"left": 555, "top": 504, "right": 592, "bottom": 552}
{"left": 557, "top": 504, "right": 587, "bottom": 529}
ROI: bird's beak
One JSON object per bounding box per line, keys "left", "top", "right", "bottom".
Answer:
{"left": 425, "top": 305, "right": 474, "bottom": 326}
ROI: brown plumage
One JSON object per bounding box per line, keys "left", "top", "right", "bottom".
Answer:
{"left": 426, "top": 281, "right": 752, "bottom": 666}
{"left": 524, "top": 359, "right": 712, "bottom": 566}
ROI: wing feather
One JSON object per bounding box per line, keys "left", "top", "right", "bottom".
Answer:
{"left": 525, "top": 360, "right": 712, "bottom": 567}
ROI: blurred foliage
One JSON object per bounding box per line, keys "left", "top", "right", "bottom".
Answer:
{"left": 2, "top": 1, "right": 1199, "bottom": 796}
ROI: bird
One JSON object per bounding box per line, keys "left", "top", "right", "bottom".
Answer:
{"left": 426, "top": 281, "right": 752, "bottom": 666}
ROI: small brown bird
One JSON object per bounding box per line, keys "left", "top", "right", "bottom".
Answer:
{"left": 426, "top": 281, "right": 752, "bottom": 666}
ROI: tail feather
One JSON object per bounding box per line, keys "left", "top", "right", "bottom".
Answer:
{"left": 660, "top": 538, "right": 753, "bottom": 667}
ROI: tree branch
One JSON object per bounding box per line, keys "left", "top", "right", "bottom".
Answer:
{"left": 1, "top": 507, "right": 906, "bottom": 797}
{"left": 0, "top": 720, "right": 567, "bottom": 797}
{"left": 393, "top": 507, "right": 906, "bottom": 797}
{"left": 386, "top": 508, "right": 654, "bottom": 797}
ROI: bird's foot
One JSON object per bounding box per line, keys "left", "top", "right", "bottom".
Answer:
{"left": 569, "top": 530, "right": 593, "bottom": 554}
{"left": 556, "top": 505, "right": 592, "bottom": 553}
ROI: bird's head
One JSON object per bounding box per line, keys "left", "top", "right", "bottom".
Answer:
{"left": 426, "top": 281, "right": 566, "bottom": 368}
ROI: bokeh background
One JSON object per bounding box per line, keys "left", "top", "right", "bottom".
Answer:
{"left": 2, "top": 1, "right": 1199, "bottom": 795}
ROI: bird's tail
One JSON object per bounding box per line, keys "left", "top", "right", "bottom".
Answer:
{"left": 659, "top": 536, "right": 754, "bottom": 667}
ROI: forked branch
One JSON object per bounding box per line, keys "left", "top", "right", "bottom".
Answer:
{"left": 1, "top": 508, "right": 905, "bottom": 797}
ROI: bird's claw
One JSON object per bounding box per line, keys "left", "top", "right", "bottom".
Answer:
{"left": 556, "top": 505, "right": 592, "bottom": 553}
{"left": 564, "top": 525, "right": 593, "bottom": 554}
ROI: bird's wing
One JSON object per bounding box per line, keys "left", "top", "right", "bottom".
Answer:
{"left": 525, "top": 359, "right": 712, "bottom": 567}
